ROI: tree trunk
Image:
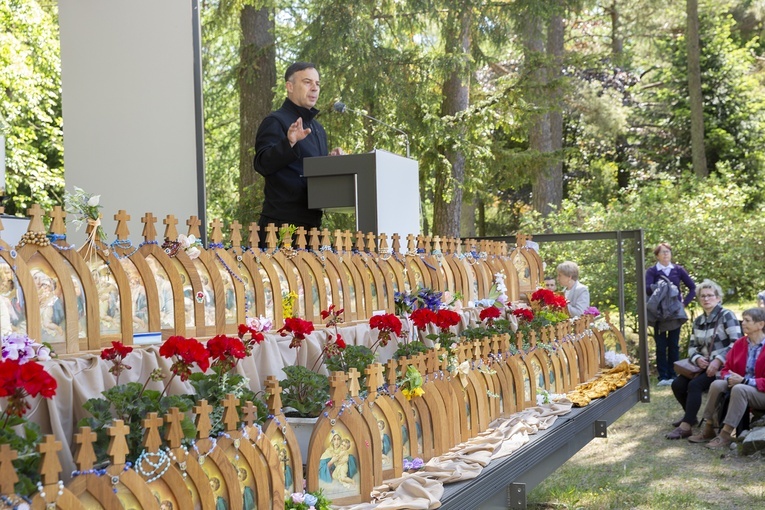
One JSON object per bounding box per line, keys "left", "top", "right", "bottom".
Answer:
{"left": 610, "top": 0, "right": 630, "bottom": 190}
{"left": 433, "top": 7, "right": 471, "bottom": 237}
{"left": 686, "top": 0, "right": 708, "bottom": 178}
{"left": 547, "top": 9, "right": 564, "bottom": 208}
{"left": 238, "top": 5, "right": 276, "bottom": 229}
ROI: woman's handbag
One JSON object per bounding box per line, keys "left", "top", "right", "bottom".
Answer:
{"left": 674, "top": 358, "right": 703, "bottom": 379}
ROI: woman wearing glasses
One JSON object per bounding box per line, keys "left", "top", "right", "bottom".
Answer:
{"left": 666, "top": 279, "right": 741, "bottom": 439}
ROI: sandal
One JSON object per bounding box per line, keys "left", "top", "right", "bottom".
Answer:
{"left": 666, "top": 426, "right": 692, "bottom": 440}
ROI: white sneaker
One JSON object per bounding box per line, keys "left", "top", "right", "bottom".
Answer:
{"left": 657, "top": 379, "right": 672, "bottom": 386}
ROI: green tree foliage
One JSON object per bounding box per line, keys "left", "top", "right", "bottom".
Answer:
{"left": 0, "top": 0, "right": 63, "bottom": 215}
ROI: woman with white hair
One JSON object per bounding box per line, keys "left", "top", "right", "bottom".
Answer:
{"left": 667, "top": 279, "right": 740, "bottom": 439}
{"left": 556, "top": 261, "right": 590, "bottom": 317}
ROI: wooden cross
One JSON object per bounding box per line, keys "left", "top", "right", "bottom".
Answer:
{"left": 26, "top": 203, "right": 46, "bottom": 232}
{"left": 163, "top": 214, "right": 179, "bottom": 241}
{"left": 385, "top": 358, "right": 398, "bottom": 388}
{"left": 529, "top": 330, "right": 537, "bottom": 347}
{"left": 248, "top": 222, "right": 260, "bottom": 249}
{"left": 38, "top": 435, "right": 63, "bottom": 486}
{"left": 264, "top": 223, "right": 278, "bottom": 249}
{"left": 432, "top": 236, "right": 441, "bottom": 253}
{"left": 343, "top": 230, "right": 353, "bottom": 253}
{"left": 347, "top": 368, "right": 361, "bottom": 397}
{"left": 74, "top": 426, "right": 98, "bottom": 471}
{"left": 142, "top": 412, "right": 165, "bottom": 453}
{"left": 141, "top": 212, "right": 158, "bottom": 242}
{"left": 328, "top": 372, "right": 349, "bottom": 408}
{"left": 222, "top": 393, "right": 240, "bottom": 433}
{"left": 391, "top": 233, "right": 401, "bottom": 253}
{"left": 406, "top": 234, "right": 416, "bottom": 253}
{"left": 426, "top": 350, "right": 438, "bottom": 375}
{"left": 107, "top": 420, "right": 131, "bottom": 466}
{"left": 308, "top": 228, "right": 320, "bottom": 251}
{"left": 114, "top": 210, "right": 131, "bottom": 240}
{"left": 49, "top": 206, "right": 67, "bottom": 236}
{"left": 333, "top": 230, "right": 343, "bottom": 253}
{"left": 515, "top": 331, "right": 524, "bottom": 351}
{"left": 265, "top": 376, "right": 284, "bottom": 414}
{"left": 365, "top": 363, "right": 383, "bottom": 395}
{"left": 209, "top": 218, "right": 224, "bottom": 245}
{"left": 295, "top": 226, "right": 307, "bottom": 249}
{"left": 193, "top": 400, "right": 213, "bottom": 439}
{"left": 164, "top": 407, "right": 185, "bottom": 449}
{"left": 355, "top": 231, "right": 365, "bottom": 252}
{"left": 230, "top": 220, "right": 242, "bottom": 249}
{"left": 240, "top": 401, "right": 258, "bottom": 428}
{"left": 378, "top": 233, "right": 389, "bottom": 253}
{"left": 186, "top": 216, "right": 202, "bottom": 238}
{"left": 320, "top": 229, "right": 331, "bottom": 250}
{"left": 366, "top": 232, "right": 377, "bottom": 254}
{"left": 0, "top": 444, "right": 19, "bottom": 494}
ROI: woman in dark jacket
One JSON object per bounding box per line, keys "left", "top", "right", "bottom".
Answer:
{"left": 646, "top": 242, "right": 696, "bottom": 386}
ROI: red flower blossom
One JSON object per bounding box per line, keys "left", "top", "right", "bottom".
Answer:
{"left": 207, "top": 335, "right": 247, "bottom": 373}
{"left": 410, "top": 308, "right": 437, "bottom": 329}
{"left": 278, "top": 317, "right": 315, "bottom": 349}
{"left": 369, "top": 313, "right": 403, "bottom": 348}
{"left": 479, "top": 306, "right": 502, "bottom": 322}
{"left": 159, "top": 336, "right": 210, "bottom": 381}
{"left": 335, "top": 334, "right": 347, "bottom": 350}
{"left": 101, "top": 341, "right": 133, "bottom": 361}
{"left": 0, "top": 359, "right": 57, "bottom": 418}
{"left": 513, "top": 308, "right": 535, "bottom": 322}
{"left": 530, "top": 289, "right": 568, "bottom": 310}
{"left": 434, "top": 309, "right": 461, "bottom": 330}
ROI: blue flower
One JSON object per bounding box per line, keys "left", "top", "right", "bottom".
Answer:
{"left": 304, "top": 493, "right": 318, "bottom": 506}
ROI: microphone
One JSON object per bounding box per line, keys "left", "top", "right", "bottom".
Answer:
{"left": 332, "top": 101, "right": 410, "bottom": 158}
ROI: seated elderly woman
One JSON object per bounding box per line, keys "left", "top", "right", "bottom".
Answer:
{"left": 556, "top": 261, "right": 590, "bottom": 317}
{"left": 688, "top": 307, "right": 765, "bottom": 448}
{"left": 666, "top": 279, "right": 741, "bottom": 439}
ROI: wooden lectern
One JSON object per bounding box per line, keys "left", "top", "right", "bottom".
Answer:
{"left": 304, "top": 149, "right": 420, "bottom": 237}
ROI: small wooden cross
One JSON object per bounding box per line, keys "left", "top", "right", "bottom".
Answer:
{"left": 222, "top": 393, "right": 240, "bottom": 433}
{"left": 347, "top": 368, "right": 361, "bottom": 398}
{"left": 432, "top": 236, "right": 441, "bottom": 253}
{"left": 248, "top": 222, "right": 260, "bottom": 249}
{"left": 49, "top": 206, "right": 67, "bottom": 236}
{"left": 264, "top": 224, "right": 278, "bottom": 249}
{"left": 164, "top": 407, "right": 185, "bottom": 449}
{"left": 343, "top": 230, "right": 353, "bottom": 253}
{"left": 328, "top": 372, "right": 349, "bottom": 409}
{"left": 0, "top": 444, "right": 19, "bottom": 494}
{"left": 378, "top": 233, "right": 389, "bottom": 253}
{"left": 209, "top": 218, "right": 224, "bottom": 245}
{"left": 114, "top": 210, "right": 131, "bottom": 240}
{"left": 193, "top": 400, "right": 213, "bottom": 439}
{"left": 391, "top": 233, "right": 401, "bottom": 253}
{"left": 74, "top": 426, "right": 98, "bottom": 471}
{"left": 38, "top": 435, "right": 63, "bottom": 486}
{"left": 26, "top": 203, "right": 46, "bottom": 232}
{"left": 333, "top": 230, "right": 343, "bottom": 253}
{"left": 240, "top": 401, "right": 258, "bottom": 428}
{"left": 365, "top": 363, "right": 383, "bottom": 395}
{"left": 385, "top": 358, "right": 398, "bottom": 388}
{"left": 265, "top": 376, "right": 284, "bottom": 415}
{"left": 366, "top": 232, "right": 376, "bottom": 254}
{"left": 355, "top": 231, "right": 365, "bottom": 252}
{"left": 141, "top": 212, "right": 158, "bottom": 242}
{"left": 186, "top": 216, "right": 202, "bottom": 238}
{"left": 163, "top": 214, "right": 179, "bottom": 241}
{"left": 142, "top": 412, "right": 165, "bottom": 453}
{"left": 230, "top": 220, "right": 242, "bottom": 249}
{"left": 308, "top": 228, "right": 320, "bottom": 251}
{"left": 320, "top": 229, "right": 331, "bottom": 249}
{"left": 295, "top": 227, "right": 307, "bottom": 250}
{"left": 107, "top": 420, "right": 131, "bottom": 466}
{"left": 406, "top": 234, "right": 416, "bottom": 253}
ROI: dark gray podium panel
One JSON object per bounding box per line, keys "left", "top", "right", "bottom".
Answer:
{"left": 304, "top": 149, "right": 420, "bottom": 236}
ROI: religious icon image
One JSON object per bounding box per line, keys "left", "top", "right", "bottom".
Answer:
{"left": 318, "top": 430, "right": 359, "bottom": 498}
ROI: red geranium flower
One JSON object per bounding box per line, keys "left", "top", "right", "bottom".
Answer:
{"left": 434, "top": 309, "right": 461, "bottom": 330}
{"left": 100, "top": 341, "right": 134, "bottom": 380}
{"left": 513, "top": 308, "right": 535, "bottom": 322}
{"left": 0, "top": 359, "right": 57, "bottom": 418}
{"left": 278, "top": 317, "right": 315, "bottom": 349}
{"left": 369, "top": 313, "right": 403, "bottom": 348}
{"left": 160, "top": 335, "right": 210, "bottom": 381}
{"left": 479, "top": 306, "right": 502, "bottom": 322}
{"left": 410, "top": 308, "right": 437, "bottom": 329}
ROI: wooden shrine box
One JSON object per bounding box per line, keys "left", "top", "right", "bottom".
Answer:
{"left": 304, "top": 149, "right": 420, "bottom": 237}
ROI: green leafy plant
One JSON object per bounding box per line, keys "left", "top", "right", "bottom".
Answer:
{"left": 325, "top": 344, "right": 376, "bottom": 389}
{"left": 279, "top": 365, "right": 330, "bottom": 418}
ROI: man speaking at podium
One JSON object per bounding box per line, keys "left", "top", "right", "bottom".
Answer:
{"left": 253, "top": 61, "right": 343, "bottom": 239}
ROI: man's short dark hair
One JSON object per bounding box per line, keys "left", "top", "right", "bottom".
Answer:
{"left": 285, "top": 62, "right": 317, "bottom": 81}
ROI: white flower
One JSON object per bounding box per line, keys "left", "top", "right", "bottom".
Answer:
{"left": 186, "top": 246, "right": 201, "bottom": 260}
{"left": 246, "top": 315, "right": 273, "bottom": 332}
{"left": 36, "top": 346, "right": 52, "bottom": 361}
{"left": 87, "top": 195, "right": 100, "bottom": 207}
{"left": 177, "top": 234, "right": 191, "bottom": 249}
